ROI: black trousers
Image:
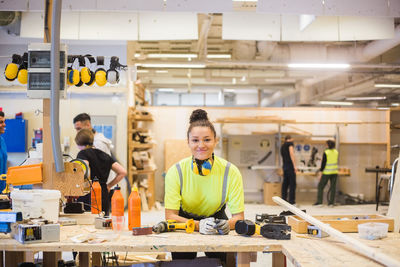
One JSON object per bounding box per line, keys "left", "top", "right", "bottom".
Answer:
{"left": 282, "top": 168, "right": 296, "bottom": 204}
{"left": 171, "top": 206, "right": 228, "bottom": 263}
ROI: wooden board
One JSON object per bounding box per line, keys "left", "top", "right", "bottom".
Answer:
{"left": 164, "top": 139, "right": 191, "bottom": 171}
{"left": 288, "top": 214, "right": 394, "bottom": 233}
{"left": 52, "top": 162, "right": 85, "bottom": 197}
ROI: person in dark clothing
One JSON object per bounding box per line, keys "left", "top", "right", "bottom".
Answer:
{"left": 280, "top": 135, "right": 297, "bottom": 204}
{"left": 75, "top": 129, "right": 127, "bottom": 215}
{"left": 314, "top": 140, "right": 339, "bottom": 206}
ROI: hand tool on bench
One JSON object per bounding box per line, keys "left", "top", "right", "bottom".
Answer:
{"left": 152, "top": 219, "right": 195, "bottom": 234}
{"left": 235, "top": 219, "right": 291, "bottom": 240}
{"left": 255, "top": 213, "right": 286, "bottom": 224}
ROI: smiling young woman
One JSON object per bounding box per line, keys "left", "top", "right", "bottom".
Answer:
{"left": 164, "top": 109, "right": 244, "bottom": 264}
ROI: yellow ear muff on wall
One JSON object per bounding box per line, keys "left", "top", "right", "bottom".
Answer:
{"left": 95, "top": 68, "right": 107, "bottom": 86}
{"left": 4, "top": 54, "right": 22, "bottom": 81}
{"left": 17, "top": 68, "right": 27, "bottom": 84}
{"left": 80, "top": 67, "right": 92, "bottom": 84}
{"left": 17, "top": 53, "right": 28, "bottom": 84}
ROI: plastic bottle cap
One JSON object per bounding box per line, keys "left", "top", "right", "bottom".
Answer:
{"left": 133, "top": 186, "right": 138, "bottom": 192}
{"left": 115, "top": 185, "right": 121, "bottom": 190}
{"left": 93, "top": 177, "right": 99, "bottom": 182}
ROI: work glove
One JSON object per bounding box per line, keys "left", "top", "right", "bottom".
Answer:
{"left": 214, "top": 219, "right": 230, "bottom": 235}
{"left": 199, "top": 217, "right": 217, "bottom": 235}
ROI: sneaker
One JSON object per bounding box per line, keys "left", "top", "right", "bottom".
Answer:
{"left": 313, "top": 202, "right": 323, "bottom": 206}
{"left": 328, "top": 203, "right": 335, "bottom": 207}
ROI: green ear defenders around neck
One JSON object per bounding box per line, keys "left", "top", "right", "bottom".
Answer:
{"left": 4, "top": 54, "right": 22, "bottom": 81}
{"left": 17, "top": 53, "right": 28, "bottom": 84}
{"left": 81, "top": 55, "right": 96, "bottom": 86}
{"left": 106, "top": 56, "right": 120, "bottom": 84}
{"left": 95, "top": 56, "right": 107, "bottom": 86}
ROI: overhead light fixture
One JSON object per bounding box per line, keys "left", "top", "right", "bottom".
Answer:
{"left": 319, "top": 101, "right": 353, "bottom": 106}
{"left": 232, "top": 78, "right": 237, "bottom": 84}
{"left": 134, "top": 53, "right": 197, "bottom": 59}
{"left": 288, "top": 63, "right": 350, "bottom": 69}
{"left": 155, "top": 70, "right": 168, "bottom": 73}
{"left": 391, "top": 103, "right": 400, "bottom": 107}
{"left": 207, "top": 54, "right": 231, "bottom": 59}
{"left": 241, "top": 76, "right": 246, "bottom": 82}
{"left": 136, "top": 70, "right": 149, "bottom": 73}
{"left": 374, "top": 84, "right": 400, "bottom": 88}
{"left": 377, "top": 107, "right": 390, "bottom": 110}
{"left": 224, "top": 89, "right": 236, "bottom": 93}
{"left": 158, "top": 88, "right": 175, "bottom": 92}
{"left": 138, "top": 63, "right": 206, "bottom": 68}
{"left": 345, "top": 96, "right": 386, "bottom": 101}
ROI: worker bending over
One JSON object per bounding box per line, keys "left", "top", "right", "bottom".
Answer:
{"left": 164, "top": 109, "right": 244, "bottom": 263}
{"left": 75, "top": 129, "right": 126, "bottom": 215}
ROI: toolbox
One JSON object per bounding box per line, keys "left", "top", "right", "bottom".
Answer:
{"left": 288, "top": 214, "right": 394, "bottom": 233}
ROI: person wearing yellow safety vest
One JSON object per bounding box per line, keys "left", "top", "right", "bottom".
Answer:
{"left": 164, "top": 109, "right": 244, "bottom": 264}
{"left": 314, "top": 140, "right": 339, "bottom": 206}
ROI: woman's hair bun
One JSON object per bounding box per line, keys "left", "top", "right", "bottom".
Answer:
{"left": 189, "top": 109, "right": 208, "bottom": 123}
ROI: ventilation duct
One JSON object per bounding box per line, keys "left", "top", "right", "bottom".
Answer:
{"left": 0, "top": 11, "right": 21, "bottom": 36}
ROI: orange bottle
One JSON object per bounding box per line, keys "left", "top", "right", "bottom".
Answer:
{"left": 111, "top": 185, "right": 125, "bottom": 231}
{"left": 91, "top": 178, "right": 102, "bottom": 214}
{"left": 128, "top": 186, "right": 141, "bottom": 230}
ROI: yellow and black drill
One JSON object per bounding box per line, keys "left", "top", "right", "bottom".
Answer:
{"left": 152, "top": 219, "right": 195, "bottom": 234}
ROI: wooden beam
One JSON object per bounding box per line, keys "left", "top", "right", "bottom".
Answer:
{"left": 273, "top": 196, "right": 400, "bottom": 267}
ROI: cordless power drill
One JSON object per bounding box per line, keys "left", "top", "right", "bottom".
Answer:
{"left": 152, "top": 219, "right": 195, "bottom": 234}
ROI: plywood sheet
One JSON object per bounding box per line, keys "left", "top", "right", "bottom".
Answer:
{"left": 164, "top": 139, "right": 191, "bottom": 171}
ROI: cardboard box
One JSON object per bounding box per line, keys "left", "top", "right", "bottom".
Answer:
{"left": 263, "top": 182, "right": 282, "bottom": 205}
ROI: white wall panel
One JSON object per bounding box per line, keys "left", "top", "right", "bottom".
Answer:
{"left": 60, "top": 13, "right": 80, "bottom": 40}
{"left": 96, "top": 0, "right": 164, "bottom": 11}
{"left": 324, "top": 0, "right": 390, "bottom": 17}
{"left": 139, "top": 12, "right": 197, "bottom": 40}
{"left": 257, "top": 0, "right": 324, "bottom": 15}
{"left": 20, "top": 12, "right": 43, "bottom": 39}
{"left": 222, "top": 13, "right": 280, "bottom": 41}
{"left": 339, "top": 17, "right": 394, "bottom": 41}
{"left": 0, "top": 0, "right": 28, "bottom": 11}
{"left": 282, "top": 15, "right": 338, "bottom": 41}
{"left": 79, "top": 12, "right": 138, "bottom": 40}
{"left": 166, "top": 0, "right": 232, "bottom": 12}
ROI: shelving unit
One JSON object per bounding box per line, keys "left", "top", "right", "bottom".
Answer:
{"left": 127, "top": 107, "right": 156, "bottom": 210}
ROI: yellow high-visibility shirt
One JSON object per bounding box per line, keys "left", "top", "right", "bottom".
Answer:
{"left": 165, "top": 156, "right": 244, "bottom": 217}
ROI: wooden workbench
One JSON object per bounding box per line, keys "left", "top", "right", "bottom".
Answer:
{"left": 1, "top": 225, "right": 400, "bottom": 267}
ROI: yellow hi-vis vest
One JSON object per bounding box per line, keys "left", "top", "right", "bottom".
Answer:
{"left": 323, "top": 149, "right": 339, "bottom": 175}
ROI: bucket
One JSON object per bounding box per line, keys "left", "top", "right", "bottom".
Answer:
{"left": 11, "top": 189, "right": 61, "bottom": 222}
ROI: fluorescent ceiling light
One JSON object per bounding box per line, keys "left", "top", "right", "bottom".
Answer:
{"left": 377, "top": 107, "right": 390, "bottom": 110}
{"left": 345, "top": 96, "right": 386, "bottom": 101}
{"left": 136, "top": 70, "right": 149, "bottom": 73}
{"left": 224, "top": 89, "right": 236, "bottom": 93}
{"left": 374, "top": 84, "right": 400, "bottom": 88}
{"left": 155, "top": 70, "right": 168, "bottom": 73}
{"left": 148, "top": 53, "right": 197, "bottom": 59}
{"left": 139, "top": 63, "right": 206, "bottom": 68}
{"left": 391, "top": 103, "right": 400, "bottom": 107}
{"left": 288, "top": 63, "right": 350, "bottom": 69}
{"left": 319, "top": 101, "right": 353, "bottom": 106}
{"left": 207, "top": 54, "right": 231, "bottom": 59}
{"left": 158, "top": 88, "right": 175, "bottom": 92}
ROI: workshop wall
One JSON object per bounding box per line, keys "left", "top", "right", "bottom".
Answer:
{"left": 145, "top": 106, "right": 387, "bottom": 203}
{"left": 0, "top": 91, "right": 128, "bottom": 168}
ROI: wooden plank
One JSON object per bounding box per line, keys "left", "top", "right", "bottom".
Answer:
{"left": 273, "top": 196, "right": 400, "bottom": 267}
{"left": 387, "top": 151, "right": 400, "bottom": 233}
{"left": 51, "top": 162, "right": 85, "bottom": 197}
{"left": 147, "top": 171, "right": 155, "bottom": 209}
{"left": 288, "top": 214, "right": 394, "bottom": 233}
{"left": 4, "top": 251, "right": 24, "bottom": 267}
{"left": 139, "top": 187, "right": 149, "bottom": 211}
{"left": 43, "top": 252, "right": 61, "bottom": 267}
{"left": 164, "top": 139, "right": 191, "bottom": 171}
{"left": 386, "top": 110, "right": 391, "bottom": 167}
{"left": 272, "top": 252, "right": 286, "bottom": 267}
{"left": 79, "top": 252, "right": 90, "bottom": 267}
{"left": 236, "top": 252, "right": 253, "bottom": 267}
{"left": 92, "top": 252, "right": 101, "bottom": 266}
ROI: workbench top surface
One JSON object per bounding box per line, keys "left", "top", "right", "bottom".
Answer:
{"left": 1, "top": 225, "right": 400, "bottom": 267}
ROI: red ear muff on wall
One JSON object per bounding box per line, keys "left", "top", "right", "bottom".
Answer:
{"left": 4, "top": 54, "right": 22, "bottom": 81}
